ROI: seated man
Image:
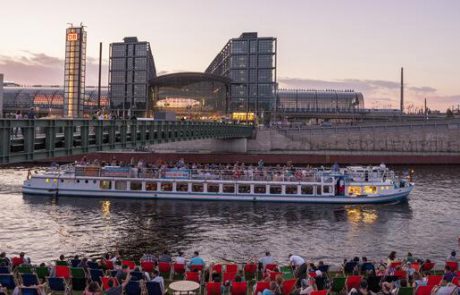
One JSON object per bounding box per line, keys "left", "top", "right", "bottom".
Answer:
{"left": 150, "top": 270, "right": 165, "bottom": 295}
{"left": 259, "top": 252, "right": 274, "bottom": 271}
{"left": 188, "top": 251, "right": 205, "bottom": 269}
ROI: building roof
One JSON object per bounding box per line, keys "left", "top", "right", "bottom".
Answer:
{"left": 152, "top": 72, "right": 231, "bottom": 87}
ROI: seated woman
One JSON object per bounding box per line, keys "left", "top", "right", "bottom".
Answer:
{"left": 83, "top": 281, "right": 103, "bottom": 295}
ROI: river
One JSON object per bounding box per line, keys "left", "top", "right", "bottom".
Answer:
{"left": 0, "top": 165, "right": 459, "bottom": 266}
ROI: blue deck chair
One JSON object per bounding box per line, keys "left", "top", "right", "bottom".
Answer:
{"left": 130, "top": 271, "right": 144, "bottom": 281}
{"left": 110, "top": 270, "right": 118, "bottom": 277}
{"left": 71, "top": 277, "right": 87, "bottom": 291}
{"left": 125, "top": 280, "right": 142, "bottom": 295}
{"left": 0, "top": 266, "right": 10, "bottom": 274}
{"left": 70, "top": 259, "right": 81, "bottom": 268}
{"left": 19, "top": 287, "right": 39, "bottom": 295}
{"left": 318, "top": 265, "right": 329, "bottom": 273}
{"left": 343, "top": 261, "right": 357, "bottom": 274}
{"left": 47, "top": 277, "right": 67, "bottom": 294}
{"left": 87, "top": 261, "right": 99, "bottom": 269}
{"left": 146, "top": 281, "right": 162, "bottom": 295}
{"left": 21, "top": 273, "right": 39, "bottom": 287}
{"left": 89, "top": 268, "right": 103, "bottom": 284}
{"left": 0, "top": 274, "right": 16, "bottom": 290}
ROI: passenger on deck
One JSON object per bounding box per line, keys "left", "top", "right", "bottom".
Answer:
{"left": 188, "top": 251, "right": 205, "bottom": 268}
{"left": 140, "top": 251, "right": 158, "bottom": 264}
{"left": 259, "top": 251, "right": 274, "bottom": 270}
{"left": 175, "top": 251, "right": 186, "bottom": 265}
{"left": 149, "top": 270, "right": 165, "bottom": 295}
{"left": 158, "top": 250, "right": 172, "bottom": 263}
{"left": 0, "top": 252, "right": 11, "bottom": 266}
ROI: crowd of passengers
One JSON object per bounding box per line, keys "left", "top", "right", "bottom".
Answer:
{"left": 72, "top": 157, "right": 344, "bottom": 182}
{"left": 0, "top": 249, "right": 458, "bottom": 295}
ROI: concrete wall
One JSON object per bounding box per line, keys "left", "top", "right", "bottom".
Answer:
{"left": 0, "top": 74, "right": 3, "bottom": 118}
{"left": 148, "top": 138, "right": 248, "bottom": 153}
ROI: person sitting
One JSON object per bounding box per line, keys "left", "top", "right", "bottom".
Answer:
{"left": 387, "top": 251, "right": 398, "bottom": 266}
{"left": 0, "top": 252, "right": 11, "bottom": 267}
{"left": 211, "top": 271, "right": 221, "bottom": 283}
{"left": 158, "top": 250, "right": 172, "bottom": 263}
{"left": 140, "top": 251, "right": 158, "bottom": 264}
{"left": 188, "top": 251, "right": 205, "bottom": 269}
{"left": 360, "top": 257, "right": 375, "bottom": 274}
{"left": 83, "top": 281, "right": 102, "bottom": 295}
{"left": 221, "top": 280, "right": 231, "bottom": 295}
{"left": 106, "top": 272, "right": 131, "bottom": 295}
{"left": 442, "top": 265, "right": 456, "bottom": 283}
{"left": 149, "top": 270, "right": 165, "bottom": 295}
{"left": 412, "top": 272, "right": 427, "bottom": 288}
{"left": 299, "top": 278, "right": 317, "bottom": 295}
{"left": 259, "top": 252, "right": 274, "bottom": 271}
{"left": 261, "top": 281, "right": 277, "bottom": 295}
{"left": 405, "top": 252, "right": 416, "bottom": 263}
{"left": 175, "top": 251, "right": 186, "bottom": 265}
{"left": 349, "top": 279, "right": 369, "bottom": 295}
{"left": 447, "top": 251, "right": 458, "bottom": 262}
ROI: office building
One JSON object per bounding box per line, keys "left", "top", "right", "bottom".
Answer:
{"left": 205, "top": 32, "right": 277, "bottom": 116}
{"left": 64, "top": 25, "right": 87, "bottom": 118}
{"left": 109, "top": 37, "right": 156, "bottom": 118}
{"left": 277, "top": 89, "right": 364, "bottom": 111}
{"left": 0, "top": 74, "right": 3, "bottom": 118}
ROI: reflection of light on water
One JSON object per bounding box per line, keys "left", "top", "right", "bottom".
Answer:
{"left": 346, "top": 208, "right": 378, "bottom": 224}
{"left": 101, "top": 201, "right": 111, "bottom": 218}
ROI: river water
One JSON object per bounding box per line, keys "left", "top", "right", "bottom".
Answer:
{"left": 0, "top": 165, "right": 459, "bottom": 266}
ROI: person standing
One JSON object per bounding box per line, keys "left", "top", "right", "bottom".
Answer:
{"left": 289, "top": 254, "right": 307, "bottom": 287}
{"left": 14, "top": 111, "right": 22, "bottom": 137}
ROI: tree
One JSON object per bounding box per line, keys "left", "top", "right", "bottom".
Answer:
{"left": 446, "top": 108, "right": 454, "bottom": 118}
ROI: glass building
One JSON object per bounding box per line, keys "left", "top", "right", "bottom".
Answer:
{"left": 109, "top": 37, "right": 156, "bottom": 118}
{"left": 277, "top": 89, "right": 364, "bottom": 111}
{"left": 64, "top": 25, "right": 87, "bottom": 118}
{"left": 205, "top": 32, "right": 277, "bottom": 116}
{"left": 152, "top": 72, "right": 230, "bottom": 119}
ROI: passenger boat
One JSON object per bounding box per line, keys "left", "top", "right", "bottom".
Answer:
{"left": 22, "top": 163, "right": 414, "bottom": 204}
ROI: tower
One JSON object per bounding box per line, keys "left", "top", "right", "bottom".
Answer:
{"left": 64, "top": 24, "right": 87, "bottom": 118}
{"left": 400, "top": 67, "right": 404, "bottom": 113}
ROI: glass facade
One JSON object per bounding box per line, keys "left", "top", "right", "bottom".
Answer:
{"left": 205, "top": 32, "right": 277, "bottom": 115}
{"left": 109, "top": 37, "right": 156, "bottom": 118}
{"left": 277, "top": 89, "right": 364, "bottom": 111}
{"left": 64, "top": 26, "right": 87, "bottom": 118}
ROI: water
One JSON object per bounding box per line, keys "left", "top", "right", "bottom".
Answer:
{"left": 0, "top": 165, "right": 459, "bottom": 266}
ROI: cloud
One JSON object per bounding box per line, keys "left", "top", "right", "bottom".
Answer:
{"left": 0, "top": 52, "right": 108, "bottom": 86}
{"left": 278, "top": 76, "right": 458, "bottom": 111}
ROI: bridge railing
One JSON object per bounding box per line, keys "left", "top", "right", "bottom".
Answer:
{"left": 0, "top": 119, "right": 254, "bottom": 164}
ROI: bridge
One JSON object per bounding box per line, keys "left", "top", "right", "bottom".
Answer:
{"left": 0, "top": 119, "right": 254, "bottom": 164}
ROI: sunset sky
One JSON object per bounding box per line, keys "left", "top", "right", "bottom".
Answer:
{"left": 0, "top": 0, "right": 459, "bottom": 111}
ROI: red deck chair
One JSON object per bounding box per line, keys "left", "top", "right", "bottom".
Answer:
{"left": 55, "top": 265, "right": 71, "bottom": 279}
{"left": 411, "top": 263, "right": 420, "bottom": 272}
{"left": 394, "top": 270, "right": 407, "bottom": 280}
{"left": 390, "top": 262, "right": 402, "bottom": 269}
{"left": 226, "top": 264, "right": 238, "bottom": 273}
{"left": 254, "top": 281, "right": 270, "bottom": 295}
{"left": 346, "top": 275, "right": 362, "bottom": 292}
{"left": 141, "top": 261, "right": 155, "bottom": 273}
{"left": 421, "top": 262, "right": 435, "bottom": 272}
{"left": 223, "top": 272, "right": 237, "bottom": 282}
{"left": 427, "top": 275, "right": 443, "bottom": 286}
{"left": 101, "top": 277, "right": 119, "bottom": 290}
{"left": 310, "top": 290, "right": 328, "bottom": 295}
{"left": 269, "top": 272, "right": 283, "bottom": 281}
{"left": 185, "top": 271, "right": 200, "bottom": 283}
{"left": 12, "top": 257, "right": 24, "bottom": 267}
{"left": 244, "top": 263, "right": 257, "bottom": 274}
{"left": 158, "top": 262, "right": 171, "bottom": 274}
{"left": 173, "top": 263, "right": 186, "bottom": 274}
{"left": 122, "top": 260, "right": 136, "bottom": 270}
{"left": 309, "top": 271, "right": 317, "bottom": 278}
{"left": 212, "top": 264, "right": 223, "bottom": 274}
{"left": 456, "top": 271, "right": 460, "bottom": 277}
{"left": 446, "top": 261, "right": 459, "bottom": 271}
{"left": 282, "top": 279, "right": 297, "bottom": 295}
{"left": 231, "top": 282, "right": 247, "bottom": 295}
{"left": 415, "top": 285, "right": 434, "bottom": 295}
{"left": 190, "top": 264, "right": 204, "bottom": 272}
{"left": 103, "top": 260, "right": 114, "bottom": 270}
{"left": 207, "top": 282, "right": 222, "bottom": 295}
{"left": 265, "top": 264, "right": 277, "bottom": 271}
{"left": 452, "top": 277, "right": 459, "bottom": 287}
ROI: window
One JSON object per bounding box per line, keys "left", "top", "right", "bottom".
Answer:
{"left": 146, "top": 182, "right": 157, "bottom": 191}
{"left": 223, "top": 184, "right": 235, "bottom": 193}
{"left": 207, "top": 184, "right": 220, "bottom": 193}
{"left": 100, "top": 180, "right": 111, "bottom": 190}
{"left": 254, "top": 185, "right": 266, "bottom": 194}
{"left": 316, "top": 186, "right": 322, "bottom": 195}
{"left": 192, "top": 183, "right": 204, "bottom": 193}
{"left": 348, "top": 186, "right": 362, "bottom": 196}
{"left": 323, "top": 186, "right": 332, "bottom": 194}
{"left": 258, "top": 40, "right": 274, "bottom": 53}
{"left": 115, "top": 181, "right": 127, "bottom": 190}
{"left": 285, "top": 185, "right": 298, "bottom": 194}
{"left": 269, "top": 185, "right": 282, "bottom": 194}
{"left": 161, "top": 183, "right": 173, "bottom": 192}
{"left": 130, "top": 181, "right": 142, "bottom": 191}
{"left": 176, "top": 183, "right": 188, "bottom": 192}
{"left": 364, "top": 186, "right": 377, "bottom": 194}
{"left": 238, "top": 185, "right": 251, "bottom": 194}
{"left": 301, "top": 185, "right": 314, "bottom": 195}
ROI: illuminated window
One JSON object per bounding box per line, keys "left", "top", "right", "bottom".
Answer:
{"left": 161, "top": 183, "right": 173, "bottom": 192}
{"left": 100, "top": 180, "right": 111, "bottom": 190}
{"left": 45, "top": 178, "right": 50, "bottom": 183}
{"left": 145, "top": 182, "right": 157, "bottom": 191}
{"left": 364, "top": 186, "right": 377, "bottom": 194}
{"left": 348, "top": 186, "right": 362, "bottom": 195}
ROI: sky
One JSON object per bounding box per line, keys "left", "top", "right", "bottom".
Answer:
{"left": 0, "top": 0, "right": 459, "bottom": 111}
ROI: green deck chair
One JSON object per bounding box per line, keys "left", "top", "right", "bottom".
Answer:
{"left": 55, "top": 261, "right": 69, "bottom": 266}
{"left": 70, "top": 267, "right": 86, "bottom": 279}
{"left": 398, "top": 287, "right": 414, "bottom": 295}
{"left": 35, "top": 266, "right": 50, "bottom": 280}
{"left": 16, "top": 265, "right": 33, "bottom": 274}
{"left": 330, "top": 277, "right": 346, "bottom": 294}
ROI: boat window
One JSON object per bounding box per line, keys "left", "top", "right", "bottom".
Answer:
{"left": 301, "top": 185, "right": 313, "bottom": 195}
{"left": 176, "top": 182, "right": 189, "bottom": 192}
{"left": 161, "top": 183, "right": 173, "bottom": 192}
{"left": 364, "top": 186, "right": 377, "bottom": 194}
{"left": 207, "top": 184, "right": 220, "bottom": 193}
{"left": 238, "top": 184, "right": 251, "bottom": 194}
{"left": 316, "top": 185, "right": 322, "bottom": 195}
{"left": 130, "top": 181, "right": 142, "bottom": 191}
{"left": 285, "top": 185, "right": 298, "bottom": 194}
{"left": 254, "top": 185, "right": 266, "bottom": 194}
{"left": 348, "top": 186, "right": 362, "bottom": 195}
{"left": 115, "top": 181, "right": 127, "bottom": 190}
{"left": 100, "top": 180, "right": 111, "bottom": 190}
{"left": 223, "top": 184, "right": 235, "bottom": 193}
{"left": 145, "top": 182, "right": 157, "bottom": 191}
{"left": 323, "top": 186, "right": 332, "bottom": 194}
{"left": 192, "top": 183, "right": 204, "bottom": 192}
{"left": 269, "top": 185, "right": 282, "bottom": 194}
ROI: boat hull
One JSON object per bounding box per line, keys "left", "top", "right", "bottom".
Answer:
{"left": 22, "top": 186, "right": 412, "bottom": 204}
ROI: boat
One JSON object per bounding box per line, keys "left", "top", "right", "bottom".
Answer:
{"left": 22, "top": 163, "right": 414, "bottom": 204}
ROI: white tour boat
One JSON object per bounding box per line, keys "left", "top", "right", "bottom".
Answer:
{"left": 22, "top": 163, "right": 414, "bottom": 204}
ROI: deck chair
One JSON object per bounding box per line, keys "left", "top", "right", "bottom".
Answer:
{"left": 415, "top": 285, "right": 434, "bottom": 295}
{"left": 282, "top": 279, "right": 297, "bottom": 295}
{"left": 141, "top": 261, "right": 155, "bottom": 273}
{"left": 35, "top": 266, "right": 49, "bottom": 280}
{"left": 420, "top": 262, "right": 435, "bottom": 273}
{"left": 310, "top": 291, "right": 328, "bottom": 295}
{"left": 70, "top": 267, "right": 86, "bottom": 279}
{"left": 0, "top": 266, "right": 10, "bottom": 274}
{"left": 446, "top": 261, "right": 459, "bottom": 271}
{"left": 71, "top": 277, "right": 87, "bottom": 291}
{"left": 19, "top": 286, "right": 39, "bottom": 295}
{"left": 243, "top": 263, "right": 257, "bottom": 281}
{"left": 231, "top": 282, "right": 247, "bottom": 295}
{"left": 158, "top": 262, "right": 171, "bottom": 278}
{"left": 254, "top": 281, "right": 270, "bottom": 295}
{"left": 0, "top": 274, "right": 16, "bottom": 290}
{"left": 146, "top": 281, "right": 163, "bottom": 295}
{"left": 47, "top": 277, "right": 68, "bottom": 295}
{"left": 207, "top": 282, "right": 222, "bottom": 295}
{"left": 212, "top": 264, "right": 223, "bottom": 274}
{"left": 426, "top": 275, "right": 443, "bottom": 286}
{"left": 397, "top": 287, "right": 414, "bottom": 295}
{"left": 226, "top": 264, "right": 238, "bottom": 273}
{"left": 330, "top": 277, "right": 346, "bottom": 294}
{"left": 20, "top": 273, "right": 39, "bottom": 287}
{"left": 346, "top": 275, "right": 362, "bottom": 292}
{"left": 125, "top": 280, "right": 142, "bottom": 295}
{"left": 223, "top": 272, "right": 237, "bottom": 282}
{"left": 173, "top": 263, "right": 186, "bottom": 279}
{"left": 122, "top": 260, "right": 136, "bottom": 270}
{"left": 367, "top": 276, "right": 382, "bottom": 293}
{"left": 185, "top": 271, "right": 201, "bottom": 283}
{"left": 55, "top": 265, "right": 71, "bottom": 279}
{"left": 395, "top": 270, "right": 407, "bottom": 280}
{"left": 17, "top": 265, "right": 33, "bottom": 274}
{"left": 89, "top": 268, "right": 104, "bottom": 284}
